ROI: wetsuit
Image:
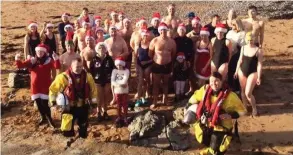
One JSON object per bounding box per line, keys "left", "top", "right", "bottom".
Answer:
{"left": 174, "top": 36, "right": 194, "bottom": 62}
{"left": 212, "top": 38, "right": 229, "bottom": 69}
{"left": 173, "top": 61, "right": 189, "bottom": 81}
{"left": 148, "top": 26, "right": 159, "bottom": 37}
{"left": 28, "top": 34, "right": 41, "bottom": 57}
{"left": 89, "top": 55, "right": 115, "bottom": 87}
{"left": 137, "top": 43, "right": 152, "bottom": 70}
{"left": 44, "top": 34, "right": 56, "bottom": 57}
{"left": 240, "top": 47, "right": 258, "bottom": 77}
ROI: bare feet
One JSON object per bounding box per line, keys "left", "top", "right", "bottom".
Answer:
{"left": 252, "top": 108, "right": 258, "bottom": 117}
{"left": 150, "top": 104, "right": 157, "bottom": 109}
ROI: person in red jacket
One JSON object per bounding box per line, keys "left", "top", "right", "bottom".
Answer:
{"left": 15, "top": 43, "right": 61, "bottom": 128}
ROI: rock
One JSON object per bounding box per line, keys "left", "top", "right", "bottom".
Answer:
{"left": 165, "top": 121, "right": 191, "bottom": 151}
{"left": 8, "top": 72, "right": 30, "bottom": 88}
{"left": 128, "top": 111, "right": 164, "bottom": 141}
{"left": 31, "top": 149, "right": 49, "bottom": 155}
{"left": 156, "top": 132, "right": 171, "bottom": 149}
{"left": 173, "top": 107, "right": 185, "bottom": 121}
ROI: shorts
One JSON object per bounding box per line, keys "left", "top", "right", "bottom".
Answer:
{"left": 151, "top": 62, "right": 172, "bottom": 74}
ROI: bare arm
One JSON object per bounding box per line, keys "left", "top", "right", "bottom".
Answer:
{"left": 259, "top": 21, "right": 265, "bottom": 48}
{"left": 257, "top": 48, "right": 263, "bottom": 80}
{"left": 121, "top": 39, "right": 130, "bottom": 59}
{"left": 40, "top": 23, "right": 47, "bottom": 42}
{"left": 24, "top": 35, "right": 29, "bottom": 60}
{"left": 54, "top": 34, "right": 59, "bottom": 55}
{"left": 148, "top": 38, "right": 156, "bottom": 59}
{"left": 234, "top": 46, "right": 244, "bottom": 75}
{"left": 226, "top": 39, "right": 232, "bottom": 62}
{"left": 130, "top": 32, "right": 136, "bottom": 50}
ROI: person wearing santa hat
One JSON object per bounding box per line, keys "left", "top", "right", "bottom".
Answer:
{"left": 174, "top": 23, "right": 195, "bottom": 97}
{"left": 173, "top": 52, "right": 189, "bottom": 101}
{"left": 111, "top": 56, "right": 130, "bottom": 127}
{"left": 41, "top": 22, "right": 59, "bottom": 57}
{"left": 185, "top": 12, "right": 196, "bottom": 33}
{"left": 186, "top": 16, "right": 202, "bottom": 44}
{"left": 116, "top": 11, "right": 126, "bottom": 30}
{"left": 110, "top": 10, "right": 119, "bottom": 28}
{"left": 59, "top": 32, "right": 81, "bottom": 72}
{"left": 149, "top": 22, "right": 176, "bottom": 108}
{"left": 104, "top": 25, "right": 129, "bottom": 61}
{"left": 148, "top": 12, "right": 161, "bottom": 37}
{"left": 119, "top": 18, "right": 133, "bottom": 70}
{"left": 167, "top": 17, "right": 179, "bottom": 39}
{"left": 134, "top": 29, "right": 153, "bottom": 106}
{"left": 24, "top": 21, "right": 41, "bottom": 60}
{"left": 95, "top": 26, "right": 105, "bottom": 44}
{"left": 77, "top": 7, "right": 94, "bottom": 27}
{"left": 89, "top": 42, "right": 115, "bottom": 122}
{"left": 130, "top": 17, "right": 149, "bottom": 53}
{"left": 81, "top": 30, "right": 96, "bottom": 72}
{"left": 204, "top": 14, "right": 221, "bottom": 40}
{"left": 161, "top": 3, "right": 182, "bottom": 28}
{"left": 58, "top": 13, "right": 73, "bottom": 54}
{"left": 15, "top": 43, "right": 61, "bottom": 128}
{"left": 195, "top": 26, "right": 213, "bottom": 87}
{"left": 211, "top": 23, "right": 232, "bottom": 81}
{"left": 74, "top": 17, "right": 93, "bottom": 52}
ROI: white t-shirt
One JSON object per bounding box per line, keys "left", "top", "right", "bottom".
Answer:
{"left": 226, "top": 30, "right": 246, "bottom": 54}
{"left": 111, "top": 69, "right": 130, "bottom": 94}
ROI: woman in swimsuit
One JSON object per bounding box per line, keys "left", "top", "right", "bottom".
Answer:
{"left": 134, "top": 29, "right": 153, "bottom": 106}
{"left": 234, "top": 32, "right": 263, "bottom": 116}
{"left": 211, "top": 23, "right": 232, "bottom": 80}
{"left": 195, "top": 27, "right": 213, "bottom": 87}
{"left": 40, "top": 22, "right": 59, "bottom": 79}
{"left": 24, "top": 21, "right": 41, "bottom": 60}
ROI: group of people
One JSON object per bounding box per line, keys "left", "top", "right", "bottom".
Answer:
{"left": 16, "top": 3, "right": 265, "bottom": 154}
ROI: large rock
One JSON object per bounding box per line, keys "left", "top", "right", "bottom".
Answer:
{"left": 173, "top": 107, "right": 185, "bottom": 122}
{"left": 165, "top": 121, "right": 191, "bottom": 151}
{"left": 128, "top": 111, "right": 164, "bottom": 141}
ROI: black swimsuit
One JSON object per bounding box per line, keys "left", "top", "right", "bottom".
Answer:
{"left": 240, "top": 47, "right": 259, "bottom": 77}
{"left": 212, "top": 38, "right": 229, "bottom": 69}
{"left": 137, "top": 43, "right": 152, "bottom": 70}
{"left": 28, "top": 35, "right": 41, "bottom": 57}
{"left": 44, "top": 34, "right": 56, "bottom": 57}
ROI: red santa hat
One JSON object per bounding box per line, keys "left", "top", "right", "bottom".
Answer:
{"left": 64, "top": 24, "right": 74, "bottom": 32}
{"left": 62, "top": 12, "right": 71, "bottom": 18}
{"left": 46, "top": 23, "right": 54, "bottom": 28}
{"left": 176, "top": 52, "right": 185, "bottom": 60}
{"left": 200, "top": 26, "right": 210, "bottom": 36}
{"left": 123, "top": 18, "right": 131, "bottom": 24}
{"left": 214, "top": 23, "right": 227, "bottom": 34}
{"left": 177, "top": 23, "right": 186, "bottom": 32}
{"left": 95, "top": 27, "right": 104, "bottom": 33}
{"left": 94, "top": 16, "right": 102, "bottom": 23}
{"left": 109, "top": 25, "right": 117, "bottom": 30}
{"left": 28, "top": 21, "right": 38, "bottom": 29}
{"left": 158, "top": 22, "right": 169, "bottom": 32}
{"left": 85, "top": 30, "right": 94, "bottom": 41}
{"left": 65, "top": 31, "right": 74, "bottom": 45}
{"left": 138, "top": 17, "right": 147, "bottom": 25}
{"left": 151, "top": 12, "right": 161, "bottom": 25}
{"left": 118, "top": 11, "right": 125, "bottom": 18}
{"left": 191, "top": 16, "right": 201, "bottom": 25}
{"left": 82, "top": 17, "right": 90, "bottom": 27}
{"left": 110, "top": 10, "right": 118, "bottom": 16}
{"left": 141, "top": 29, "right": 150, "bottom": 37}
{"left": 35, "top": 43, "right": 48, "bottom": 52}
{"left": 115, "top": 56, "right": 126, "bottom": 67}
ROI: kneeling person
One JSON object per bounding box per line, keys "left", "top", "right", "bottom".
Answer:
{"left": 188, "top": 72, "right": 246, "bottom": 155}
{"left": 49, "top": 58, "right": 97, "bottom": 138}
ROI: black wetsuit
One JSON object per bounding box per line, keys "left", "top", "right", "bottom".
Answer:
{"left": 173, "top": 61, "right": 189, "bottom": 81}
{"left": 174, "top": 36, "right": 194, "bottom": 62}
{"left": 89, "top": 55, "right": 115, "bottom": 87}
{"left": 28, "top": 34, "right": 41, "bottom": 57}
{"left": 212, "top": 38, "right": 229, "bottom": 69}
{"left": 240, "top": 47, "right": 258, "bottom": 77}
{"left": 137, "top": 43, "right": 152, "bottom": 70}
{"left": 44, "top": 34, "right": 56, "bottom": 57}
{"left": 228, "top": 45, "right": 241, "bottom": 91}
{"left": 58, "top": 22, "right": 72, "bottom": 53}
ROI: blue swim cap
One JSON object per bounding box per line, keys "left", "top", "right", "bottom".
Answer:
{"left": 187, "top": 12, "right": 195, "bottom": 18}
